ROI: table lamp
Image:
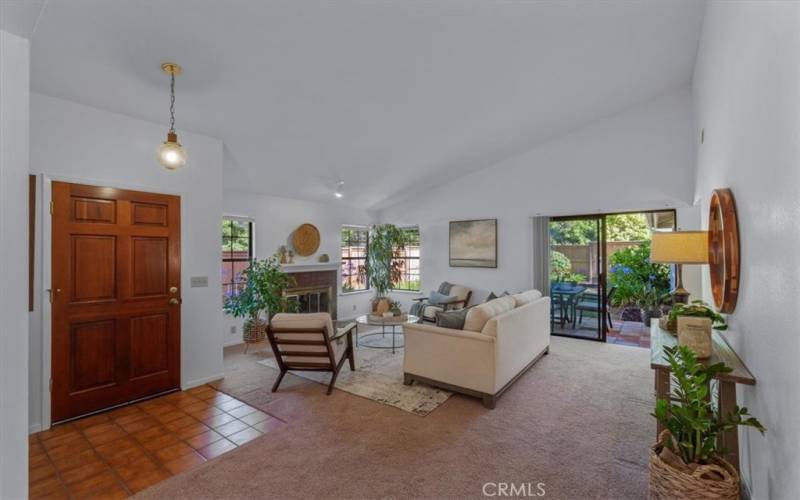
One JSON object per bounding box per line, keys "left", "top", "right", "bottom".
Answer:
{"left": 650, "top": 231, "right": 708, "bottom": 304}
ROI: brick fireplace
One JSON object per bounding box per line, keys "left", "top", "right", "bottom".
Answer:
{"left": 281, "top": 264, "right": 339, "bottom": 320}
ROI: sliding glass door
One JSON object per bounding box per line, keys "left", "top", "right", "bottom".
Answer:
{"left": 549, "top": 216, "right": 606, "bottom": 341}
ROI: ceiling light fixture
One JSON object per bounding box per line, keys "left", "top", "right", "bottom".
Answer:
{"left": 156, "top": 62, "right": 187, "bottom": 170}
{"left": 334, "top": 181, "right": 345, "bottom": 198}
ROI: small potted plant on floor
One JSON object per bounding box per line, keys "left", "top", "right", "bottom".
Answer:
{"left": 650, "top": 345, "right": 765, "bottom": 499}
{"left": 365, "top": 224, "right": 408, "bottom": 314}
{"left": 224, "top": 254, "right": 298, "bottom": 350}
{"left": 636, "top": 283, "right": 664, "bottom": 327}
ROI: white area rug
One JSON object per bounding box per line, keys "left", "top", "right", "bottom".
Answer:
{"left": 258, "top": 331, "right": 452, "bottom": 416}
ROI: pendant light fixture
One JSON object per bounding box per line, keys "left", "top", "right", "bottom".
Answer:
{"left": 156, "top": 62, "right": 187, "bottom": 170}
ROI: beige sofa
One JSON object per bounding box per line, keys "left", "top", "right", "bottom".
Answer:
{"left": 403, "top": 290, "right": 550, "bottom": 408}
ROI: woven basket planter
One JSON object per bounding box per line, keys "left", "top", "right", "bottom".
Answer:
{"left": 650, "top": 433, "right": 739, "bottom": 500}
{"left": 243, "top": 318, "right": 268, "bottom": 345}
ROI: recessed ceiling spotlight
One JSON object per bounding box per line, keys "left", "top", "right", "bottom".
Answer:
{"left": 335, "top": 181, "right": 345, "bottom": 198}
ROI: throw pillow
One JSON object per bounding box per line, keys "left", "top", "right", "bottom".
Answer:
{"left": 485, "top": 292, "right": 498, "bottom": 302}
{"left": 435, "top": 307, "right": 471, "bottom": 330}
{"left": 429, "top": 290, "right": 456, "bottom": 305}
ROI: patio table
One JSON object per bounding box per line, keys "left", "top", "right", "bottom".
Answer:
{"left": 550, "top": 284, "right": 586, "bottom": 327}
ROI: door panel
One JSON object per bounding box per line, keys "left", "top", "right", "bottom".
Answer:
{"left": 132, "top": 237, "right": 168, "bottom": 296}
{"left": 70, "top": 235, "right": 117, "bottom": 303}
{"left": 130, "top": 314, "right": 170, "bottom": 380}
{"left": 72, "top": 197, "right": 116, "bottom": 223}
{"left": 52, "top": 181, "right": 181, "bottom": 422}
{"left": 69, "top": 320, "right": 118, "bottom": 392}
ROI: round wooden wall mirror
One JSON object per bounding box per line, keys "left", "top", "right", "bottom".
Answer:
{"left": 708, "top": 188, "right": 740, "bottom": 313}
{"left": 292, "top": 223, "right": 321, "bottom": 256}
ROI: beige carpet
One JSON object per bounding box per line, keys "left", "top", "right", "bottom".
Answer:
{"left": 258, "top": 337, "right": 452, "bottom": 416}
{"left": 137, "top": 337, "right": 655, "bottom": 499}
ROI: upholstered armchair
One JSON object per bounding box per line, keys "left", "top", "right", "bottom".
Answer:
{"left": 412, "top": 284, "right": 473, "bottom": 323}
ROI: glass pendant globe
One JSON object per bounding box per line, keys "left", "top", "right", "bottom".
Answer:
{"left": 157, "top": 138, "right": 187, "bottom": 170}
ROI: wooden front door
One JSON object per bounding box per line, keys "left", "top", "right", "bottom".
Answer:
{"left": 51, "top": 182, "right": 181, "bottom": 422}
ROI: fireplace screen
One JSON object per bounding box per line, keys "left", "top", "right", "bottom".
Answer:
{"left": 283, "top": 286, "right": 332, "bottom": 315}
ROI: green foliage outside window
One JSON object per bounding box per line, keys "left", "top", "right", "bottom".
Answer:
{"left": 608, "top": 240, "right": 671, "bottom": 306}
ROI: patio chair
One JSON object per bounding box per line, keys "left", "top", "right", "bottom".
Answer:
{"left": 267, "top": 313, "right": 356, "bottom": 395}
{"left": 573, "top": 286, "right": 616, "bottom": 330}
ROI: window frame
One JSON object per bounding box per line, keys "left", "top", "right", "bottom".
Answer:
{"left": 340, "top": 225, "right": 370, "bottom": 293}
{"left": 222, "top": 216, "right": 255, "bottom": 301}
{"left": 391, "top": 226, "right": 421, "bottom": 292}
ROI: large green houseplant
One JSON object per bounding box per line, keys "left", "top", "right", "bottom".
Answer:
{"left": 650, "top": 345, "right": 765, "bottom": 498}
{"left": 223, "top": 255, "right": 298, "bottom": 346}
{"left": 364, "top": 224, "right": 408, "bottom": 313}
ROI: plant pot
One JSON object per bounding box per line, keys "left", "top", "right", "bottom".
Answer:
{"left": 243, "top": 318, "right": 268, "bottom": 345}
{"left": 642, "top": 309, "right": 663, "bottom": 327}
{"left": 621, "top": 306, "right": 643, "bottom": 323}
{"left": 373, "top": 297, "right": 391, "bottom": 314}
{"left": 677, "top": 316, "right": 713, "bottom": 359}
{"left": 659, "top": 316, "right": 677, "bottom": 334}
{"left": 650, "top": 433, "right": 739, "bottom": 500}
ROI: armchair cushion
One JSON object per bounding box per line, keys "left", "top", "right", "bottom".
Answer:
{"left": 449, "top": 285, "right": 471, "bottom": 306}
{"left": 429, "top": 290, "right": 456, "bottom": 305}
{"left": 423, "top": 305, "right": 444, "bottom": 321}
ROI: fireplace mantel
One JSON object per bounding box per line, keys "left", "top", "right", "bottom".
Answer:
{"left": 281, "top": 263, "right": 339, "bottom": 274}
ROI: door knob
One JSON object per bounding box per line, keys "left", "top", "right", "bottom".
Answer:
{"left": 169, "top": 286, "right": 179, "bottom": 294}
{"left": 169, "top": 298, "right": 180, "bottom": 305}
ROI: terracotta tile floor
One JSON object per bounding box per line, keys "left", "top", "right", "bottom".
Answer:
{"left": 29, "top": 384, "right": 286, "bottom": 499}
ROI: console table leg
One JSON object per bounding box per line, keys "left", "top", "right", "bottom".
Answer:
{"left": 654, "top": 368, "right": 670, "bottom": 437}
{"left": 719, "top": 380, "right": 740, "bottom": 473}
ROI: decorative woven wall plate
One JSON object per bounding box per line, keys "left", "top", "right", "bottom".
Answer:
{"left": 292, "top": 223, "right": 321, "bottom": 256}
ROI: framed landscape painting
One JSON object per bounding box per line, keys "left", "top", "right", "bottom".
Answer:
{"left": 449, "top": 219, "right": 497, "bottom": 268}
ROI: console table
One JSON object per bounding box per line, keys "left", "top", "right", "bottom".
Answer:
{"left": 650, "top": 323, "right": 755, "bottom": 473}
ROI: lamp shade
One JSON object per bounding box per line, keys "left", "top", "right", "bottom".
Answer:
{"left": 650, "top": 231, "right": 709, "bottom": 264}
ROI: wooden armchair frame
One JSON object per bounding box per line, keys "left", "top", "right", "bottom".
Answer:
{"left": 413, "top": 290, "right": 473, "bottom": 323}
{"left": 267, "top": 322, "right": 356, "bottom": 395}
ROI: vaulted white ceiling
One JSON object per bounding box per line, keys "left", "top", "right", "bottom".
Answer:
{"left": 4, "top": 0, "right": 705, "bottom": 209}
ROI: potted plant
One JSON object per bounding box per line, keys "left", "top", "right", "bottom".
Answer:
{"left": 636, "top": 283, "right": 664, "bottom": 327}
{"left": 223, "top": 255, "right": 298, "bottom": 349}
{"left": 650, "top": 345, "right": 765, "bottom": 499}
{"left": 661, "top": 300, "right": 728, "bottom": 333}
{"left": 609, "top": 241, "right": 671, "bottom": 322}
{"left": 364, "top": 224, "right": 408, "bottom": 314}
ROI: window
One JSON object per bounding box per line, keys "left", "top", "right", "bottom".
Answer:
{"left": 222, "top": 218, "right": 253, "bottom": 301}
{"left": 341, "top": 226, "right": 369, "bottom": 292}
{"left": 391, "top": 226, "right": 420, "bottom": 291}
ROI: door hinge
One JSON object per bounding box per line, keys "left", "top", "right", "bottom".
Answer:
{"left": 49, "top": 201, "right": 54, "bottom": 215}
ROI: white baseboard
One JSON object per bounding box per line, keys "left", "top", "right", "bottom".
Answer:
{"left": 29, "top": 423, "right": 43, "bottom": 434}
{"left": 224, "top": 338, "right": 243, "bottom": 347}
{"left": 182, "top": 373, "right": 224, "bottom": 391}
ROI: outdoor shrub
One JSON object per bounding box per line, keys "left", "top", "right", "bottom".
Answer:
{"left": 608, "top": 240, "right": 670, "bottom": 306}
{"left": 550, "top": 251, "right": 572, "bottom": 282}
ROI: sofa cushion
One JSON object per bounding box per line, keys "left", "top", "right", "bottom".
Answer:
{"left": 512, "top": 289, "right": 542, "bottom": 307}
{"left": 463, "top": 295, "right": 515, "bottom": 332}
{"left": 435, "top": 307, "right": 471, "bottom": 330}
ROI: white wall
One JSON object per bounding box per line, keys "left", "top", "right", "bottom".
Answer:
{"left": 28, "top": 93, "right": 225, "bottom": 431}
{"left": 222, "top": 190, "right": 376, "bottom": 345}
{"left": 0, "top": 29, "right": 30, "bottom": 499}
{"left": 379, "top": 87, "right": 696, "bottom": 307}
{"left": 693, "top": 2, "right": 800, "bottom": 498}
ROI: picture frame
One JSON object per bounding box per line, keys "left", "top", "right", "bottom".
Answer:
{"left": 449, "top": 219, "right": 497, "bottom": 268}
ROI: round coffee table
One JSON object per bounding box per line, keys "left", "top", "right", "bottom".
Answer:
{"left": 354, "top": 314, "right": 419, "bottom": 354}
